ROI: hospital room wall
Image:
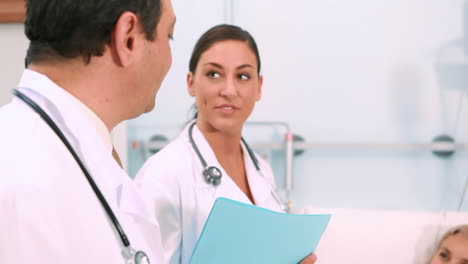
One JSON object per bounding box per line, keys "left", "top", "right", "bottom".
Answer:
{"left": 128, "top": 0, "right": 468, "bottom": 212}
{"left": 233, "top": 0, "right": 468, "bottom": 212}
{"left": 0, "top": 24, "right": 28, "bottom": 106}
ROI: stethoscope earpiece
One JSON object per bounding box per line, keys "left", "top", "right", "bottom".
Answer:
{"left": 203, "top": 166, "right": 222, "bottom": 186}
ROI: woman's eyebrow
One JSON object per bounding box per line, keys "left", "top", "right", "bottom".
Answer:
{"left": 203, "top": 62, "right": 223, "bottom": 69}
{"left": 237, "top": 64, "right": 254, "bottom": 70}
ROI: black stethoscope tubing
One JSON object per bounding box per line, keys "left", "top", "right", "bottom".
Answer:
{"left": 12, "top": 89, "right": 133, "bottom": 251}
{"left": 188, "top": 122, "right": 209, "bottom": 169}
{"left": 188, "top": 121, "right": 260, "bottom": 181}
{"left": 188, "top": 121, "right": 289, "bottom": 211}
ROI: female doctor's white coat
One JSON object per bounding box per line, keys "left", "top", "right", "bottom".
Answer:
{"left": 0, "top": 70, "right": 164, "bottom": 263}
{"left": 135, "top": 122, "right": 284, "bottom": 264}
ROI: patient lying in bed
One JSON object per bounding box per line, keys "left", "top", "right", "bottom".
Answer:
{"left": 429, "top": 225, "right": 468, "bottom": 264}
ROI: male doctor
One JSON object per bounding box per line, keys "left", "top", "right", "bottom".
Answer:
{"left": 0, "top": 0, "right": 175, "bottom": 263}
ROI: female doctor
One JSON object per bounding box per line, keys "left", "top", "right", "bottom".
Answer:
{"left": 135, "top": 24, "right": 317, "bottom": 264}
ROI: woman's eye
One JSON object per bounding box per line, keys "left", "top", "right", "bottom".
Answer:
{"left": 439, "top": 252, "right": 449, "bottom": 260}
{"left": 207, "top": 71, "right": 220, "bottom": 78}
{"left": 239, "top": 74, "right": 250, "bottom": 80}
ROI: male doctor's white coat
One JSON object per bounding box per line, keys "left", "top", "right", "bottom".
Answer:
{"left": 135, "top": 122, "right": 284, "bottom": 264}
{"left": 0, "top": 70, "right": 164, "bottom": 263}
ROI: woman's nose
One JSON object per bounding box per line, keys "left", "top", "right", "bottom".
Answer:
{"left": 219, "top": 77, "right": 237, "bottom": 97}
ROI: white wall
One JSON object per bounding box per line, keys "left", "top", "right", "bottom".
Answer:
{"left": 231, "top": 0, "right": 468, "bottom": 211}
{"left": 0, "top": 24, "right": 28, "bottom": 106}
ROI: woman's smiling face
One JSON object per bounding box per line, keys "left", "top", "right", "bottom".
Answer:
{"left": 187, "top": 39, "right": 263, "bottom": 135}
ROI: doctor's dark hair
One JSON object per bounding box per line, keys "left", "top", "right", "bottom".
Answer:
{"left": 24, "top": 0, "right": 162, "bottom": 66}
{"left": 188, "top": 24, "right": 261, "bottom": 120}
{"left": 189, "top": 24, "right": 261, "bottom": 74}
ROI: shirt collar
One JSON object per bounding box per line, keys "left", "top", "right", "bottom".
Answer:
{"left": 18, "top": 69, "right": 113, "bottom": 152}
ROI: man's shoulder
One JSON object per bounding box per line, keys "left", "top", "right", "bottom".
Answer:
{"left": 0, "top": 101, "right": 79, "bottom": 187}
{"left": 0, "top": 99, "right": 43, "bottom": 137}
{"left": 0, "top": 106, "right": 57, "bottom": 158}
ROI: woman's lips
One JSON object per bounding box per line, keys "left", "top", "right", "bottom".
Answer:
{"left": 215, "top": 104, "right": 238, "bottom": 115}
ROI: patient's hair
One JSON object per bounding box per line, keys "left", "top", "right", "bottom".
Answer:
{"left": 436, "top": 225, "right": 468, "bottom": 248}
{"left": 428, "top": 224, "right": 468, "bottom": 263}
{"left": 24, "top": 0, "right": 162, "bottom": 66}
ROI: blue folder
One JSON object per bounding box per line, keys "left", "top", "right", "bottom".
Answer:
{"left": 189, "top": 197, "right": 331, "bottom": 264}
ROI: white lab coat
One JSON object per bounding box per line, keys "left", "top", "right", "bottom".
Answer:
{"left": 135, "top": 122, "right": 284, "bottom": 264}
{"left": 0, "top": 70, "right": 164, "bottom": 264}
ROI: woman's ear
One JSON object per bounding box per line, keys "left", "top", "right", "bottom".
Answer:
{"left": 111, "top": 11, "right": 141, "bottom": 67}
{"left": 187, "top": 72, "right": 196, "bottom": 97}
{"left": 256, "top": 75, "right": 263, "bottom": 101}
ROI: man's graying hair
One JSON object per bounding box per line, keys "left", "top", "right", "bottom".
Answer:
{"left": 24, "top": 0, "right": 162, "bottom": 66}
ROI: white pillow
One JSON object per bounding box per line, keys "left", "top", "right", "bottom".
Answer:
{"left": 301, "top": 207, "right": 468, "bottom": 264}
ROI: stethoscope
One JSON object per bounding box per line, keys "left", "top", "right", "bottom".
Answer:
{"left": 12, "top": 89, "right": 149, "bottom": 264}
{"left": 188, "top": 122, "right": 289, "bottom": 212}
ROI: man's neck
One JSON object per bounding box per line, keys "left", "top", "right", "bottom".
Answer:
{"left": 28, "top": 58, "right": 123, "bottom": 130}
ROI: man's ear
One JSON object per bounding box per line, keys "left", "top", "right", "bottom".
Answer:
{"left": 111, "top": 11, "right": 141, "bottom": 67}
{"left": 187, "top": 72, "right": 196, "bottom": 97}
{"left": 256, "top": 75, "right": 263, "bottom": 101}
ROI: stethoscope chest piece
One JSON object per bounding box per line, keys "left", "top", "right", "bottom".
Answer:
{"left": 135, "top": 251, "right": 150, "bottom": 264}
{"left": 203, "top": 166, "right": 222, "bottom": 186}
{"left": 187, "top": 122, "right": 289, "bottom": 211}
{"left": 123, "top": 247, "right": 150, "bottom": 264}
